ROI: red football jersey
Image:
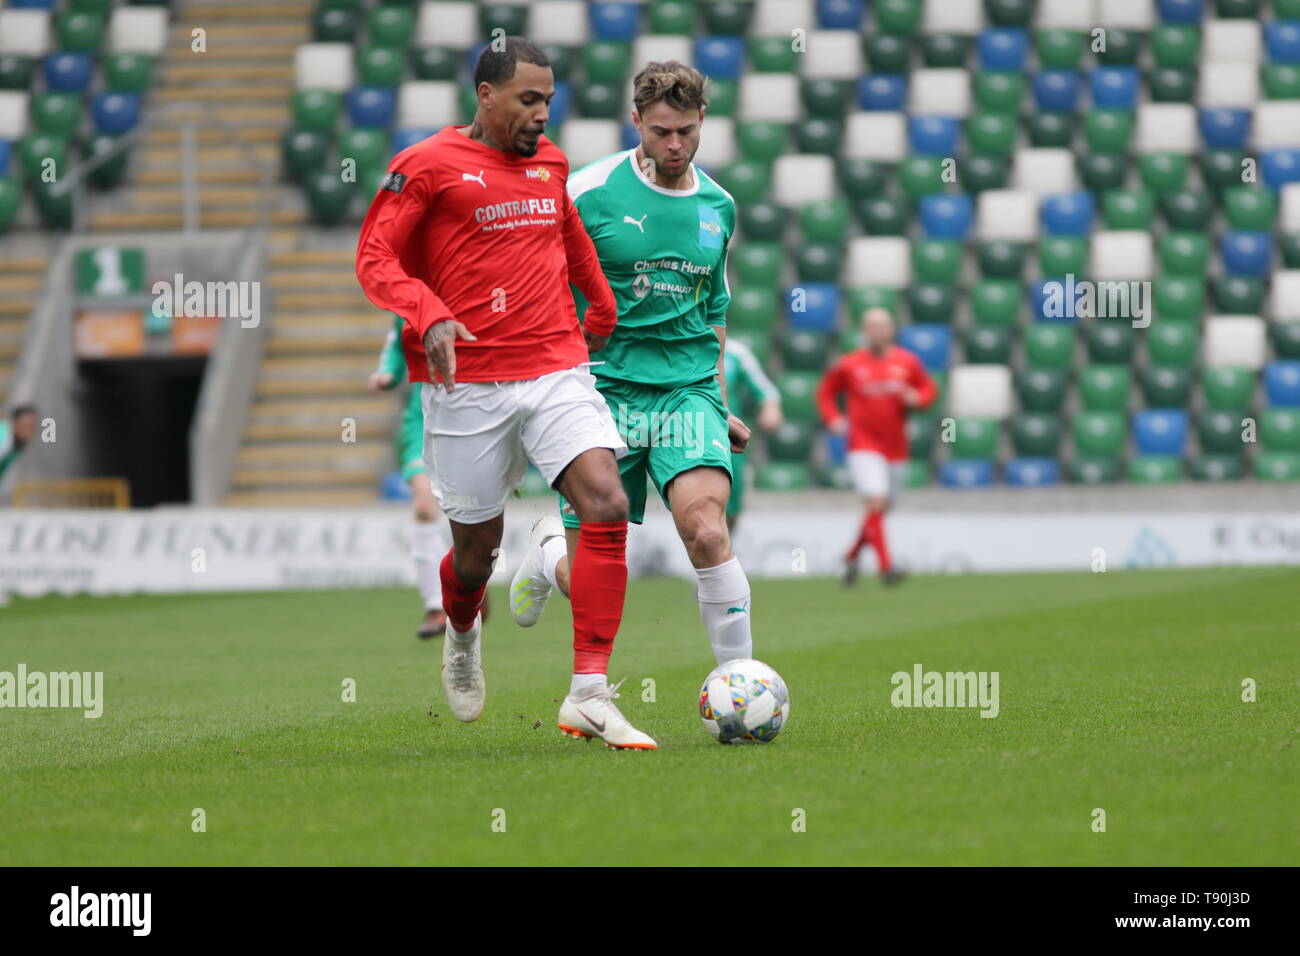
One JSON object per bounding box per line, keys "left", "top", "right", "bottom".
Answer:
{"left": 355, "top": 126, "right": 617, "bottom": 384}
{"left": 817, "top": 345, "right": 938, "bottom": 461}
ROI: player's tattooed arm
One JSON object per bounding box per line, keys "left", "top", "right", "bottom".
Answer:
{"left": 422, "top": 319, "right": 477, "bottom": 393}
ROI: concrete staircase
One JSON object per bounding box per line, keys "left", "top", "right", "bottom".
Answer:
{"left": 0, "top": 254, "right": 46, "bottom": 408}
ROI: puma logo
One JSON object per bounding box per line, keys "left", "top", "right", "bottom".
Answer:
{"left": 462, "top": 170, "right": 487, "bottom": 188}
{"left": 712, "top": 439, "right": 728, "bottom": 451}
{"left": 726, "top": 606, "right": 748, "bottom": 615}
{"left": 623, "top": 214, "right": 647, "bottom": 233}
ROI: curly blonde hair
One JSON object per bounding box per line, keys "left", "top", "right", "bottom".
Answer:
{"left": 632, "top": 61, "right": 709, "bottom": 114}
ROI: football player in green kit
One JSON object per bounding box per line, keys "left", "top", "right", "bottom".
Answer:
{"left": 722, "top": 337, "right": 783, "bottom": 532}
{"left": 509, "top": 61, "right": 758, "bottom": 668}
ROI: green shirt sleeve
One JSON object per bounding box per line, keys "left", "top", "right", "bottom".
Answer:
{"left": 376, "top": 314, "right": 408, "bottom": 386}
{"left": 729, "top": 339, "right": 780, "bottom": 404}
{"left": 704, "top": 198, "right": 736, "bottom": 327}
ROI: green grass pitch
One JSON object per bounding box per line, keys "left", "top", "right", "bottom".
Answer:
{"left": 1, "top": 566, "right": 1296, "bottom": 866}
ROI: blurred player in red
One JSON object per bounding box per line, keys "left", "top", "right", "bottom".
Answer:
{"left": 817, "top": 308, "right": 937, "bottom": 587}
{"left": 355, "top": 37, "right": 655, "bottom": 749}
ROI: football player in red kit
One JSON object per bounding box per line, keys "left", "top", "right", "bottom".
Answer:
{"left": 817, "top": 308, "right": 937, "bottom": 587}
{"left": 355, "top": 37, "right": 655, "bottom": 749}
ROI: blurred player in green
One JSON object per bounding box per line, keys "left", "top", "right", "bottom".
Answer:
{"left": 509, "top": 61, "right": 760, "bottom": 668}
{"left": 0, "top": 404, "right": 39, "bottom": 483}
{"left": 722, "top": 338, "right": 782, "bottom": 532}
{"left": 369, "top": 315, "right": 447, "bottom": 639}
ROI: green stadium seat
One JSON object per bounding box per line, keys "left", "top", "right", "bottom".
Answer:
{"left": 858, "top": 195, "right": 908, "bottom": 234}
{"left": 1038, "top": 236, "right": 1088, "bottom": 277}
{"left": 1073, "top": 411, "right": 1126, "bottom": 459}
{"left": 1161, "top": 189, "right": 1213, "bottom": 231}
{"left": 912, "top": 239, "right": 962, "bottom": 283}
{"left": 649, "top": 0, "right": 696, "bottom": 34}
{"left": 1159, "top": 232, "right": 1211, "bottom": 275}
{"left": 1070, "top": 457, "right": 1122, "bottom": 484}
{"left": 750, "top": 37, "right": 799, "bottom": 73}
{"left": 339, "top": 128, "right": 388, "bottom": 176}
{"left": 56, "top": 12, "right": 106, "bottom": 53}
{"left": 755, "top": 462, "right": 811, "bottom": 491}
{"left": 480, "top": 3, "right": 529, "bottom": 36}
{"left": 412, "top": 47, "right": 457, "bottom": 81}
{"left": 1149, "top": 68, "right": 1197, "bottom": 102}
{"left": 898, "top": 156, "right": 945, "bottom": 200}
{"left": 1254, "top": 452, "right": 1300, "bottom": 481}
{"left": 1147, "top": 321, "right": 1198, "bottom": 367}
{"left": 840, "top": 158, "right": 890, "bottom": 200}
{"left": 801, "top": 198, "right": 850, "bottom": 244}
{"left": 738, "top": 200, "right": 782, "bottom": 241}
{"left": 1017, "top": 367, "right": 1068, "bottom": 412}
{"left": 33, "top": 93, "right": 81, "bottom": 139}
{"left": 1036, "top": 29, "right": 1084, "bottom": 69}
{"left": 968, "top": 112, "right": 1016, "bottom": 155}
{"left": 585, "top": 42, "right": 629, "bottom": 84}
{"left": 905, "top": 460, "right": 931, "bottom": 488}
{"left": 1028, "top": 112, "right": 1074, "bottom": 148}
{"left": 1139, "top": 153, "right": 1190, "bottom": 195}
{"left": 802, "top": 79, "right": 848, "bottom": 118}
{"left": 1079, "top": 365, "right": 1131, "bottom": 412}
{"left": 865, "top": 33, "right": 911, "bottom": 72}
{"left": 1260, "top": 408, "right": 1300, "bottom": 452}
{"left": 314, "top": 6, "right": 357, "bottom": 42}
{"left": 1130, "top": 456, "right": 1183, "bottom": 484}
{"left": 719, "top": 160, "right": 771, "bottom": 205}
{"left": 733, "top": 243, "right": 782, "bottom": 289}
{"left": 576, "top": 83, "right": 622, "bottom": 119}
{"left": 964, "top": 325, "right": 1013, "bottom": 364}
{"left": 736, "top": 121, "right": 788, "bottom": 164}
{"left": 921, "top": 34, "right": 968, "bottom": 69}
{"left": 1282, "top": 234, "right": 1300, "bottom": 269}
{"left": 104, "top": 53, "right": 153, "bottom": 93}
{"left": 1011, "top": 413, "right": 1062, "bottom": 457}
{"left": 909, "top": 283, "right": 956, "bottom": 323}
{"left": 795, "top": 117, "right": 842, "bottom": 155}
{"left": 1212, "top": 276, "right": 1265, "bottom": 314}
{"left": 19, "top": 134, "right": 70, "bottom": 183}
{"left": 83, "top": 133, "right": 127, "bottom": 189}
{"left": 1102, "top": 189, "right": 1156, "bottom": 230}
{"left": 766, "top": 421, "right": 815, "bottom": 462}
{"left": 977, "top": 241, "right": 1025, "bottom": 279}
{"left": 876, "top": 0, "right": 923, "bottom": 35}
{"left": 33, "top": 178, "right": 73, "bottom": 230}
{"left": 847, "top": 285, "right": 901, "bottom": 319}
{"left": 1086, "top": 322, "right": 1135, "bottom": 364}
{"left": 703, "top": 0, "right": 750, "bottom": 33}
{"left": 1198, "top": 410, "right": 1247, "bottom": 454}
{"left": 368, "top": 5, "right": 414, "bottom": 47}
{"left": 1095, "top": 29, "right": 1141, "bottom": 65}
{"left": 1202, "top": 367, "right": 1256, "bottom": 410}
{"left": 729, "top": 287, "right": 778, "bottom": 331}
{"left": 0, "top": 179, "right": 20, "bottom": 234}
{"left": 781, "top": 331, "right": 832, "bottom": 372}
{"left": 281, "top": 128, "right": 328, "bottom": 181}
{"left": 1085, "top": 110, "right": 1133, "bottom": 153}
{"left": 987, "top": 0, "right": 1035, "bottom": 26}
{"left": 1153, "top": 276, "right": 1204, "bottom": 322}
{"left": 1141, "top": 365, "right": 1193, "bottom": 408}
{"left": 1223, "top": 187, "right": 1276, "bottom": 230}
{"left": 1273, "top": 321, "right": 1300, "bottom": 360}
{"left": 959, "top": 154, "right": 1008, "bottom": 192}
{"left": 293, "top": 90, "right": 342, "bottom": 133}
{"left": 951, "top": 418, "right": 999, "bottom": 459}
{"left": 974, "top": 72, "right": 1023, "bottom": 113}
{"left": 1079, "top": 153, "right": 1128, "bottom": 193}
{"left": 971, "top": 279, "right": 1020, "bottom": 324}
{"left": 706, "top": 79, "right": 737, "bottom": 117}
{"left": 70, "top": 0, "right": 114, "bottom": 12}
{"left": 776, "top": 371, "right": 820, "bottom": 422}
{"left": 0, "top": 56, "right": 35, "bottom": 91}
{"left": 908, "top": 413, "right": 937, "bottom": 460}
{"left": 728, "top": 330, "right": 771, "bottom": 367}
{"left": 358, "top": 46, "right": 405, "bottom": 87}
{"left": 1263, "top": 65, "right": 1300, "bottom": 100}
{"left": 1277, "top": 0, "right": 1300, "bottom": 17}
{"left": 1191, "top": 454, "right": 1243, "bottom": 481}
{"left": 1025, "top": 324, "right": 1075, "bottom": 370}
{"left": 1152, "top": 24, "right": 1201, "bottom": 68}
{"left": 796, "top": 244, "right": 842, "bottom": 282}
{"left": 1201, "top": 150, "right": 1248, "bottom": 193}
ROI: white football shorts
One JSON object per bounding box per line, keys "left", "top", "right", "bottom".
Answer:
{"left": 846, "top": 450, "right": 908, "bottom": 502}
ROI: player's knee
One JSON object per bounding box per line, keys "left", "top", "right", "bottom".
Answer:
{"left": 680, "top": 501, "right": 729, "bottom": 562}
{"left": 584, "top": 484, "right": 628, "bottom": 523}
{"left": 413, "top": 501, "right": 439, "bottom": 523}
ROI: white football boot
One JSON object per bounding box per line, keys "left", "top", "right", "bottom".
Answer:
{"left": 510, "top": 515, "right": 565, "bottom": 627}
{"left": 557, "top": 678, "right": 657, "bottom": 750}
{"left": 441, "top": 612, "right": 485, "bottom": 721}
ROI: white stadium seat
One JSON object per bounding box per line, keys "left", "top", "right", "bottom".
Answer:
{"left": 417, "top": 1, "right": 481, "bottom": 48}
{"left": 910, "top": 69, "right": 971, "bottom": 117}
{"left": 752, "top": 0, "right": 815, "bottom": 36}
{"left": 527, "top": 2, "right": 589, "bottom": 46}
{"left": 1204, "top": 316, "right": 1267, "bottom": 370}
{"left": 1271, "top": 272, "right": 1300, "bottom": 323}
{"left": 397, "top": 81, "right": 459, "bottom": 130}
{"left": 1198, "top": 63, "right": 1259, "bottom": 108}
{"left": 802, "top": 31, "right": 863, "bottom": 80}
{"left": 977, "top": 190, "right": 1038, "bottom": 241}
{"left": 1280, "top": 183, "right": 1300, "bottom": 233}
{"left": 843, "top": 112, "right": 907, "bottom": 162}
{"left": 923, "top": 0, "right": 983, "bottom": 34}
{"left": 295, "top": 44, "right": 354, "bottom": 92}
{"left": 108, "top": 7, "right": 168, "bottom": 55}
{"left": 693, "top": 116, "right": 736, "bottom": 169}
{"left": 846, "top": 237, "right": 911, "bottom": 288}
{"left": 1038, "top": 0, "right": 1096, "bottom": 30}
{"left": 561, "top": 120, "right": 622, "bottom": 170}
{"left": 1134, "top": 103, "right": 1198, "bottom": 154}
{"left": 1013, "top": 149, "right": 1077, "bottom": 196}
{"left": 1090, "top": 232, "right": 1155, "bottom": 282}
{"left": 1204, "top": 20, "right": 1261, "bottom": 63}
{"left": 772, "top": 154, "right": 835, "bottom": 207}
{"left": 0, "top": 10, "right": 51, "bottom": 57}
{"left": 0, "top": 91, "right": 30, "bottom": 142}
{"left": 1253, "top": 102, "right": 1300, "bottom": 150}
{"left": 739, "top": 74, "right": 801, "bottom": 123}
{"left": 1097, "top": 0, "right": 1155, "bottom": 29}
{"left": 949, "top": 365, "right": 1014, "bottom": 420}
{"left": 634, "top": 35, "right": 694, "bottom": 70}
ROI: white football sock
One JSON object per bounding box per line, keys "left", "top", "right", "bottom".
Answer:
{"left": 570, "top": 672, "right": 606, "bottom": 697}
{"left": 411, "top": 520, "right": 445, "bottom": 611}
{"left": 697, "top": 556, "right": 753, "bottom": 665}
{"left": 541, "top": 534, "right": 567, "bottom": 594}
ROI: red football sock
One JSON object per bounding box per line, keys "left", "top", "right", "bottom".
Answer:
{"left": 867, "top": 510, "right": 891, "bottom": 574}
{"left": 848, "top": 512, "right": 874, "bottom": 560}
{"left": 569, "top": 520, "right": 628, "bottom": 674}
{"left": 439, "top": 550, "right": 486, "bottom": 634}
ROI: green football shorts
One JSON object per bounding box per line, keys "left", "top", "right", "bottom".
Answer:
{"left": 398, "top": 384, "right": 427, "bottom": 482}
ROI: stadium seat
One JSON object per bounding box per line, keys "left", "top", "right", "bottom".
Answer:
{"left": 1041, "top": 192, "right": 1094, "bottom": 235}
{"left": 1014, "top": 148, "right": 1077, "bottom": 196}
{"left": 347, "top": 86, "right": 396, "bottom": 128}
{"left": 803, "top": 31, "right": 864, "bottom": 79}
{"left": 1068, "top": 455, "right": 1123, "bottom": 481}
{"left": 92, "top": 92, "right": 140, "bottom": 136}
{"left": 1005, "top": 457, "right": 1061, "bottom": 486}
{"left": 846, "top": 237, "right": 911, "bottom": 288}
{"left": 910, "top": 282, "right": 957, "bottom": 322}
{"left": 107, "top": 7, "right": 167, "bottom": 55}
{"left": 948, "top": 364, "right": 1013, "bottom": 418}
{"left": 1264, "top": 361, "right": 1300, "bottom": 406}
{"left": 1161, "top": 190, "right": 1213, "bottom": 230}
{"left": 919, "top": 195, "right": 973, "bottom": 239}
{"left": 1191, "top": 454, "right": 1244, "bottom": 482}
{"left": 939, "top": 459, "right": 996, "bottom": 487}
{"left": 417, "top": 1, "right": 482, "bottom": 47}
{"left": 1199, "top": 63, "right": 1258, "bottom": 107}
{"left": 1147, "top": 320, "right": 1198, "bottom": 367}
{"left": 740, "top": 74, "right": 801, "bottom": 123}
{"left": 1160, "top": 231, "right": 1211, "bottom": 275}
{"left": 1220, "top": 232, "right": 1272, "bottom": 277}
{"left": 1142, "top": 366, "right": 1193, "bottom": 408}
{"left": 1199, "top": 108, "right": 1250, "bottom": 149}
{"left": 755, "top": 461, "right": 813, "bottom": 490}
{"left": 1080, "top": 365, "right": 1131, "bottom": 412}
{"left": 977, "top": 190, "right": 1037, "bottom": 241}
{"left": 1011, "top": 412, "right": 1063, "bottom": 457}
{"left": 1130, "top": 456, "right": 1184, "bottom": 483}
{"left": 1024, "top": 324, "right": 1075, "bottom": 369}
{"left": 859, "top": 196, "right": 907, "bottom": 233}
{"left": 1018, "top": 367, "right": 1067, "bottom": 412}
{"left": 697, "top": 37, "right": 744, "bottom": 80}
{"left": 1254, "top": 452, "right": 1300, "bottom": 481}
{"left": 296, "top": 44, "right": 354, "bottom": 92}
{"left": 844, "top": 112, "right": 907, "bottom": 162}
{"left": 562, "top": 120, "right": 621, "bottom": 168}
{"left": 972, "top": 279, "right": 1021, "bottom": 324}
{"left": 899, "top": 324, "right": 952, "bottom": 372}
{"left": 1204, "top": 315, "right": 1267, "bottom": 369}
{"left": 1213, "top": 276, "right": 1265, "bottom": 314}
{"left": 397, "top": 81, "right": 457, "bottom": 130}
{"left": 767, "top": 421, "right": 816, "bottom": 462}
{"left": 730, "top": 287, "right": 779, "bottom": 331}
{"left": 787, "top": 283, "right": 839, "bottom": 332}
{"left": 1073, "top": 411, "right": 1127, "bottom": 459}
{"left": 977, "top": 241, "right": 1026, "bottom": 279}
{"left": 1133, "top": 409, "right": 1189, "bottom": 456}
{"left": 964, "top": 326, "right": 1013, "bottom": 364}
{"left": 1273, "top": 320, "right": 1300, "bottom": 360}
{"left": 910, "top": 69, "right": 971, "bottom": 116}
{"left": 1092, "top": 231, "right": 1154, "bottom": 282}
{"left": 43, "top": 52, "right": 93, "bottom": 94}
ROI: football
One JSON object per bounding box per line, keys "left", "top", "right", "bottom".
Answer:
{"left": 698, "top": 659, "right": 790, "bottom": 744}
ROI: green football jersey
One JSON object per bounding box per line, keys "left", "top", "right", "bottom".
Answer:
{"left": 568, "top": 149, "right": 736, "bottom": 389}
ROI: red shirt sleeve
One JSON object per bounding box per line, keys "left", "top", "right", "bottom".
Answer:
{"left": 908, "top": 353, "right": 938, "bottom": 411}
{"left": 355, "top": 157, "right": 456, "bottom": 343}
{"left": 561, "top": 188, "right": 617, "bottom": 338}
{"left": 817, "top": 358, "right": 848, "bottom": 427}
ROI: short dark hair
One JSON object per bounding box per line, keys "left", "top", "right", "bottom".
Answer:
{"left": 474, "top": 36, "right": 550, "bottom": 88}
{"left": 10, "top": 403, "right": 36, "bottom": 419}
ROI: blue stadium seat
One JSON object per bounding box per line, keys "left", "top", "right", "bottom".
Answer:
{"left": 787, "top": 283, "right": 840, "bottom": 332}
{"left": 1265, "top": 22, "right": 1300, "bottom": 63}
{"left": 826, "top": 431, "right": 848, "bottom": 466}
{"left": 1260, "top": 149, "right": 1300, "bottom": 191}
{"left": 465, "top": 43, "right": 489, "bottom": 77}
{"left": 393, "top": 127, "right": 434, "bottom": 153}
{"left": 979, "top": 29, "right": 1028, "bottom": 72}
{"left": 591, "top": 3, "right": 641, "bottom": 42}
{"left": 347, "top": 86, "right": 396, "bottom": 128}
{"left": 1033, "top": 71, "right": 1080, "bottom": 112}
{"left": 1157, "top": 0, "right": 1205, "bottom": 22}
{"left": 1005, "top": 458, "right": 1060, "bottom": 487}
{"left": 1199, "top": 108, "right": 1250, "bottom": 150}
{"left": 857, "top": 75, "right": 907, "bottom": 111}
{"left": 898, "top": 324, "right": 951, "bottom": 371}
{"left": 0, "top": 140, "right": 9, "bottom": 177}
{"left": 696, "top": 37, "right": 745, "bottom": 79}
{"left": 547, "top": 82, "right": 571, "bottom": 126}
{"left": 44, "top": 53, "right": 93, "bottom": 94}
{"left": 381, "top": 470, "right": 412, "bottom": 501}
{"left": 1041, "top": 191, "right": 1095, "bottom": 235}
{"left": 1264, "top": 361, "right": 1300, "bottom": 406}
{"left": 920, "top": 194, "right": 973, "bottom": 239}
{"left": 940, "top": 459, "right": 996, "bottom": 488}
{"left": 92, "top": 93, "right": 141, "bottom": 135}
{"left": 818, "top": 0, "right": 865, "bottom": 30}
{"left": 621, "top": 122, "right": 639, "bottom": 151}
{"left": 1030, "top": 278, "right": 1084, "bottom": 322}
{"left": 909, "top": 116, "right": 960, "bottom": 156}
{"left": 9, "top": 0, "right": 56, "bottom": 8}
{"left": 1133, "top": 409, "right": 1189, "bottom": 456}
{"left": 1220, "top": 231, "right": 1273, "bottom": 277}
{"left": 1091, "top": 68, "right": 1140, "bottom": 110}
